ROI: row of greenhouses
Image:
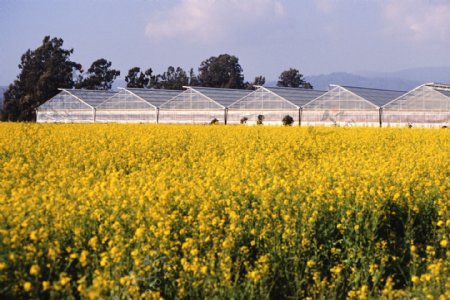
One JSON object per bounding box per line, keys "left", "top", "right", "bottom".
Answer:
{"left": 37, "top": 83, "right": 450, "bottom": 127}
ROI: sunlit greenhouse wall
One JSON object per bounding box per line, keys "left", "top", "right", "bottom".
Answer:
{"left": 302, "top": 86, "right": 404, "bottom": 127}
{"left": 37, "top": 89, "right": 116, "bottom": 123}
{"left": 227, "top": 87, "right": 300, "bottom": 125}
{"left": 158, "top": 87, "right": 250, "bottom": 124}
{"left": 382, "top": 84, "right": 450, "bottom": 127}
{"left": 95, "top": 88, "right": 182, "bottom": 123}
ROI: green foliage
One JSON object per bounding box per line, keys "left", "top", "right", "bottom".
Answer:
{"left": 76, "top": 58, "right": 120, "bottom": 90}
{"left": 125, "top": 67, "right": 153, "bottom": 88}
{"left": 257, "top": 114, "right": 264, "bottom": 125}
{"left": 240, "top": 117, "right": 248, "bottom": 124}
{"left": 198, "top": 54, "right": 245, "bottom": 89}
{"left": 245, "top": 75, "right": 266, "bottom": 90}
{"left": 188, "top": 68, "right": 200, "bottom": 86}
{"left": 1, "top": 36, "right": 82, "bottom": 121}
{"left": 282, "top": 115, "right": 294, "bottom": 126}
{"left": 277, "top": 68, "right": 313, "bottom": 89}
{"left": 151, "top": 66, "right": 189, "bottom": 90}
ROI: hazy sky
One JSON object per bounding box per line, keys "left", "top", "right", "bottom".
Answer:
{"left": 1, "top": 0, "right": 450, "bottom": 86}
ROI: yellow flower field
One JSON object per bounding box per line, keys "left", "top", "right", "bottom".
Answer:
{"left": 0, "top": 123, "right": 449, "bottom": 299}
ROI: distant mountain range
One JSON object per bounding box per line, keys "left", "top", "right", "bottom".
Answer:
{"left": 303, "top": 67, "right": 450, "bottom": 91}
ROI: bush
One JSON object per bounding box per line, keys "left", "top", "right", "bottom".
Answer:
{"left": 256, "top": 115, "right": 264, "bottom": 125}
{"left": 210, "top": 118, "right": 219, "bottom": 125}
{"left": 282, "top": 115, "right": 294, "bottom": 126}
{"left": 240, "top": 117, "right": 248, "bottom": 124}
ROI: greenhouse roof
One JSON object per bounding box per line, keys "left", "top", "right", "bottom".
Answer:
{"left": 60, "top": 89, "right": 118, "bottom": 108}
{"left": 188, "top": 87, "right": 252, "bottom": 107}
{"left": 341, "top": 86, "right": 406, "bottom": 107}
{"left": 438, "top": 90, "right": 450, "bottom": 98}
{"left": 428, "top": 83, "right": 450, "bottom": 98}
{"left": 123, "top": 88, "right": 182, "bottom": 107}
{"left": 383, "top": 83, "right": 450, "bottom": 109}
{"left": 263, "top": 87, "right": 326, "bottom": 107}
{"left": 425, "top": 83, "right": 450, "bottom": 91}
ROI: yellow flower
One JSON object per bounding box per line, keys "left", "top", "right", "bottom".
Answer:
{"left": 23, "top": 281, "right": 32, "bottom": 292}
{"left": 29, "top": 264, "right": 40, "bottom": 276}
{"left": 440, "top": 239, "right": 448, "bottom": 248}
{"left": 79, "top": 250, "right": 89, "bottom": 267}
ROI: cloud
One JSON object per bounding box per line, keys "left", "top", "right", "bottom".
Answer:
{"left": 145, "top": 0, "right": 285, "bottom": 44}
{"left": 382, "top": 0, "right": 450, "bottom": 43}
{"left": 315, "top": 0, "right": 337, "bottom": 14}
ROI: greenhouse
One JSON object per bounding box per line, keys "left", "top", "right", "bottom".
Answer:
{"left": 158, "top": 87, "right": 251, "bottom": 124}
{"left": 302, "top": 85, "right": 405, "bottom": 126}
{"left": 36, "top": 89, "right": 117, "bottom": 123}
{"left": 382, "top": 83, "right": 450, "bottom": 127}
{"left": 95, "top": 88, "right": 182, "bottom": 123}
{"left": 227, "top": 86, "right": 325, "bottom": 125}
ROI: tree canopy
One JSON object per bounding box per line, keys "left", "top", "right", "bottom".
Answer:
{"left": 277, "top": 68, "right": 313, "bottom": 89}
{"left": 198, "top": 54, "right": 245, "bottom": 89}
{"left": 246, "top": 75, "right": 266, "bottom": 90}
{"left": 76, "top": 58, "right": 120, "bottom": 90}
{"left": 125, "top": 67, "right": 152, "bottom": 88}
{"left": 152, "top": 66, "right": 189, "bottom": 90}
{"left": 1, "top": 36, "right": 82, "bottom": 121}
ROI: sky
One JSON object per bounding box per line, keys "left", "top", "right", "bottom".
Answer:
{"left": 1, "top": 0, "right": 450, "bottom": 86}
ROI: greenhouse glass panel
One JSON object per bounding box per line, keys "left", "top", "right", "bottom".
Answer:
{"left": 302, "top": 86, "right": 403, "bottom": 126}
{"left": 95, "top": 89, "right": 159, "bottom": 123}
{"left": 226, "top": 87, "right": 323, "bottom": 125}
{"left": 37, "top": 89, "right": 118, "bottom": 123}
{"left": 158, "top": 88, "right": 238, "bottom": 123}
{"left": 38, "top": 90, "right": 92, "bottom": 110}
{"left": 382, "top": 84, "right": 450, "bottom": 127}
{"left": 227, "top": 110, "right": 299, "bottom": 125}
{"left": 125, "top": 88, "right": 182, "bottom": 108}
{"left": 37, "top": 90, "right": 95, "bottom": 123}
{"left": 159, "top": 88, "right": 224, "bottom": 110}
{"left": 158, "top": 109, "right": 225, "bottom": 124}
{"left": 190, "top": 87, "right": 252, "bottom": 108}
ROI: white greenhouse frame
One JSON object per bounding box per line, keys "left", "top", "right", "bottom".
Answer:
{"left": 36, "top": 89, "right": 117, "bottom": 123}
{"left": 302, "top": 85, "right": 405, "bottom": 127}
{"left": 227, "top": 86, "right": 325, "bottom": 125}
{"left": 382, "top": 83, "right": 450, "bottom": 128}
{"left": 95, "top": 88, "right": 182, "bottom": 123}
{"left": 158, "top": 87, "right": 251, "bottom": 124}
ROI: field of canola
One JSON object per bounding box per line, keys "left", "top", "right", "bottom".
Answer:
{"left": 0, "top": 123, "right": 449, "bottom": 299}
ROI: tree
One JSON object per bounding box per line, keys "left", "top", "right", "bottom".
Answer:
{"left": 153, "top": 66, "right": 189, "bottom": 90}
{"left": 245, "top": 75, "right": 266, "bottom": 90}
{"left": 188, "top": 68, "right": 200, "bottom": 86}
{"left": 198, "top": 54, "right": 245, "bottom": 89}
{"left": 76, "top": 58, "right": 120, "bottom": 90}
{"left": 125, "top": 67, "right": 152, "bottom": 88}
{"left": 1, "top": 36, "right": 82, "bottom": 121}
{"left": 277, "top": 68, "right": 313, "bottom": 89}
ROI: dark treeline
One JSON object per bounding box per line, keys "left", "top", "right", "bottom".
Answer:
{"left": 1, "top": 36, "right": 312, "bottom": 122}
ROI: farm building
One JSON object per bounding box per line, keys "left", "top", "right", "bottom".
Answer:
{"left": 301, "top": 85, "right": 405, "bottom": 127}
{"left": 227, "top": 86, "right": 326, "bottom": 125}
{"left": 36, "top": 89, "right": 117, "bottom": 123}
{"left": 95, "top": 88, "right": 182, "bottom": 123}
{"left": 36, "top": 83, "right": 450, "bottom": 127}
{"left": 382, "top": 83, "right": 450, "bottom": 127}
{"left": 158, "top": 87, "right": 251, "bottom": 124}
